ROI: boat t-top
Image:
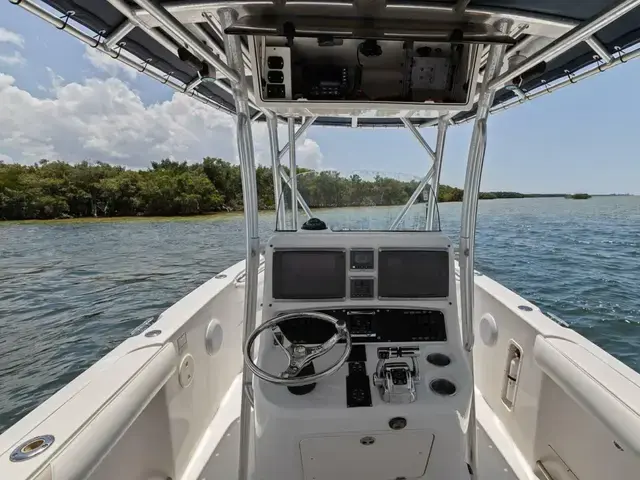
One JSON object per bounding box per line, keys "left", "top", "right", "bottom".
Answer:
{"left": 2, "top": 0, "right": 640, "bottom": 479}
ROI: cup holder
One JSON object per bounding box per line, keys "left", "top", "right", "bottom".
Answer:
{"left": 430, "top": 378, "right": 456, "bottom": 396}
{"left": 426, "top": 353, "right": 451, "bottom": 367}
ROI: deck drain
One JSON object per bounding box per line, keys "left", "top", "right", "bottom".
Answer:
{"left": 360, "top": 436, "right": 375, "bottom": 445}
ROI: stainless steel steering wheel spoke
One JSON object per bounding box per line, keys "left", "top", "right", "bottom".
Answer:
{"left": 271, "top": 325, "right": 292, "bottom": 357}
{"left": 280, "top": 348, "right": 309, "bottom": 378}
{"left": 244, "top": 311, "right": 352, "bottom": 386}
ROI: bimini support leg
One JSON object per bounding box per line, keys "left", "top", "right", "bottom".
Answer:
{"left": 427, "top": 117, "right": 449, "bottom": 230}
{"left": 390, "top": 168, "right": 434, "bottom": 230}
{"left": 459, "top": 19, "right": 510, "bottom": 478}
{"left": 277, "top": 116, "right": 317, "bottom": 222}
{"left": 390, "top": 118, "right": 437, "bottom": 230}
{"left": 280, "top": 167, "right": 313, "bottom": 220}
{"left": 219, "top": 8, "right": 260, "bottom": 480}
{"left": 266, "top": 112, "right": 285, "bottom": 230}
{"left": 288, "top": 117, "right": 299, "bottom": 230}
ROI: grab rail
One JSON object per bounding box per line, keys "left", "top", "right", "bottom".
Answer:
{"left": 235, "top": 256, "right": 265, "bottom": 284}
{"left": 536, "top": 461, "right": 555, "bottom": 480}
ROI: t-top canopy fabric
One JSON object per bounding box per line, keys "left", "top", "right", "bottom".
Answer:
{"left": 30, "top": 0, "right": 640, "bottom": 127}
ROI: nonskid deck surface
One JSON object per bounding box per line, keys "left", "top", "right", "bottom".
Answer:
{"left": 196, "top": 377, "right": 519, "bottom": 480}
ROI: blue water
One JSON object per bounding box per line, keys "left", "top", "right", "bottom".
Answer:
{"left": 0, "top": 196, "right": 639, "bottom": 433}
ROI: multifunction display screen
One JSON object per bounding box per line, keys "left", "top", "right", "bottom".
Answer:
{"left": 272, "top": 250, "right": 346, "bottom": 299}
{"left": 378, "top": 250, "right": 449, "bottom": 298}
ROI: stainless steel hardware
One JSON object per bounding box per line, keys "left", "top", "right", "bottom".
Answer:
{"left": 373, "top": 347, "right": 420, "bottom": 404}
{"left": 536, "top": 461, "right": 555, "bottom": 480}
{"left": 10, "top": 435, "right": 55, "bottom": 462}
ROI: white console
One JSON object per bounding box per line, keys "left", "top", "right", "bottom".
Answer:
{"left": 251, "top": 231, "right": 472, "bottom": 480}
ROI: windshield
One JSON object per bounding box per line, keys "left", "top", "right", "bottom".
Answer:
{"left": 275, "top": 170, "right": 440, "bottom": 232}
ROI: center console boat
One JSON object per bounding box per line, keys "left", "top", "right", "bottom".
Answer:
{"left": 3, "top": 1, "right": 640, "bottom": 479}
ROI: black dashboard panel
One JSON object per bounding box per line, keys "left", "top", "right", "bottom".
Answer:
{"left": 272, "top": 250, "right": 346, "bottom": 299}
{"left": 277, "top": 309, "right": 447, "bottom": 344}
{"left": 272, "top": 247, "right": 449, "bottom": 301}
{"left": 378, "top": 249, "right": 449, "bottom": 298}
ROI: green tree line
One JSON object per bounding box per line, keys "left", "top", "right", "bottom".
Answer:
{"left": 1, "top": 158, "right": 540, "bottom": 220}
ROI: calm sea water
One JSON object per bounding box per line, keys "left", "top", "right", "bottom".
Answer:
{"left": 1, "top": 197, "right": 639, "bottom": 433}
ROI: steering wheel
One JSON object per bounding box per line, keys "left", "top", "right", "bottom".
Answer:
{"left": 244, "top": 311, "right": 352, "bottom": 386}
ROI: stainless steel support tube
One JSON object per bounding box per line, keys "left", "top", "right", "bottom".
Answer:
{"left": 267, "top": 113, "right": 286, "bottom": 230}
{"left": 219, "top": 9, "right": 259, "bottom": 480}
{"left": 104, "top": 0, "right": 184, "bottom": 56}
{"left": 585, "top": 36, "right": 613, "bottom": 63}
{"left": 461, "top": 46, "right": 640, "bottom": 123}
{"left": 390, "top": 118, "right": 437, "bottom": 230}
{"left": 536, "top": 461, "right": 556, "bottom": 480}
{"left": 276, "top": 116, "right": 316, "bottom": 222}
{"left": 106, "top": 0, "right": 259, "bottom": 107}
{"left": 184, "top": 76, "right": 204, "bottom": 93}
{"left": 203, "top": 12, "right": 252, "bottom": 72}
{"left": 131, "top": 0, "right": 240, "bottom": 82}
{"left": 427, "top": 118, "right": 448, "bottom": 230}
{"left": 489, "top": 0, "right": 640, "bottom": 90}
{"left": 279, "top": 166, "right": 313, "bottom": 219}
{"left": 104, "top": 20, "right": 135, "bottom": 49}
{"left": 459, "top": 19, "right": 510, "bottom": 479}
{"left": 288, "top": 117, "right": 299, "bottom": 230}
{"left": 400, "top": 118, "right": 436, "bottom": 159}
{"left": 278, "top": 116, "right": 318, "bottom": 160}
{"left": 189, "top": 22, "right": 229, "bottom": 60}
{"left": 389, "top": 167, "right": 434, "bottom": 230}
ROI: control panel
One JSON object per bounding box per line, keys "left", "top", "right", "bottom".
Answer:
{"left": 261, "top": 232, "right": 463, "bottom": 380}
{"left": 350, "top": 278, "right": 374, "bottom": 299}
{"left": 302, "top": 65, "right": 350, "bottom": 100}
{"left": 350, "top": 249, "right": 375, "bottom": 270}
{"left": 270, "top": 247, "right": 450, "bottom": 301}
{"left": 277, "top": 308, "right": 447, "bottom": 345}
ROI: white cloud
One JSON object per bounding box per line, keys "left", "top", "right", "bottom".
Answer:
{"left": 83, "top": 46, "right": 137, "bottom": 80}
{"left": 0, "top": 72, "right": 325, "bottom": 171}
{"left": 294, "top": 137, "right": 324, "bottom": 169}
{"left": 0, "top": 74, "right": 13, "bottom": 89}
{"left": 0, "top": 51, "right": 26, "bottom": 67}
{"left": 0, "top": 28, "right": 24, "bottom": 48}
{"left": 0, "top": 153, "right": 13, "bottom": 163}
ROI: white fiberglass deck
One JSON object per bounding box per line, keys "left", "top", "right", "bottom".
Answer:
{"left": 196, "top": 374, "right": 520, "bottom": 480}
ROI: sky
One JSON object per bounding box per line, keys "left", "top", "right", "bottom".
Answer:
{"left": 1, "top": 3, "right": 639, "bottom": 194}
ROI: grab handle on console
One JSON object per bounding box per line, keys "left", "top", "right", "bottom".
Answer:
{"left": 536, "top": 461, "right": 555, "bottom": 480}
{"left": 346, "top": 311, "right": 376, "bottom": 315}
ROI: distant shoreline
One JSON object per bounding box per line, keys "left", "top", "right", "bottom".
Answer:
{"left": 2, "top": 159, "right": 635, "bottom": 222}
{"left": 2, "top": 195, "right": 636, "bottom": 225}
